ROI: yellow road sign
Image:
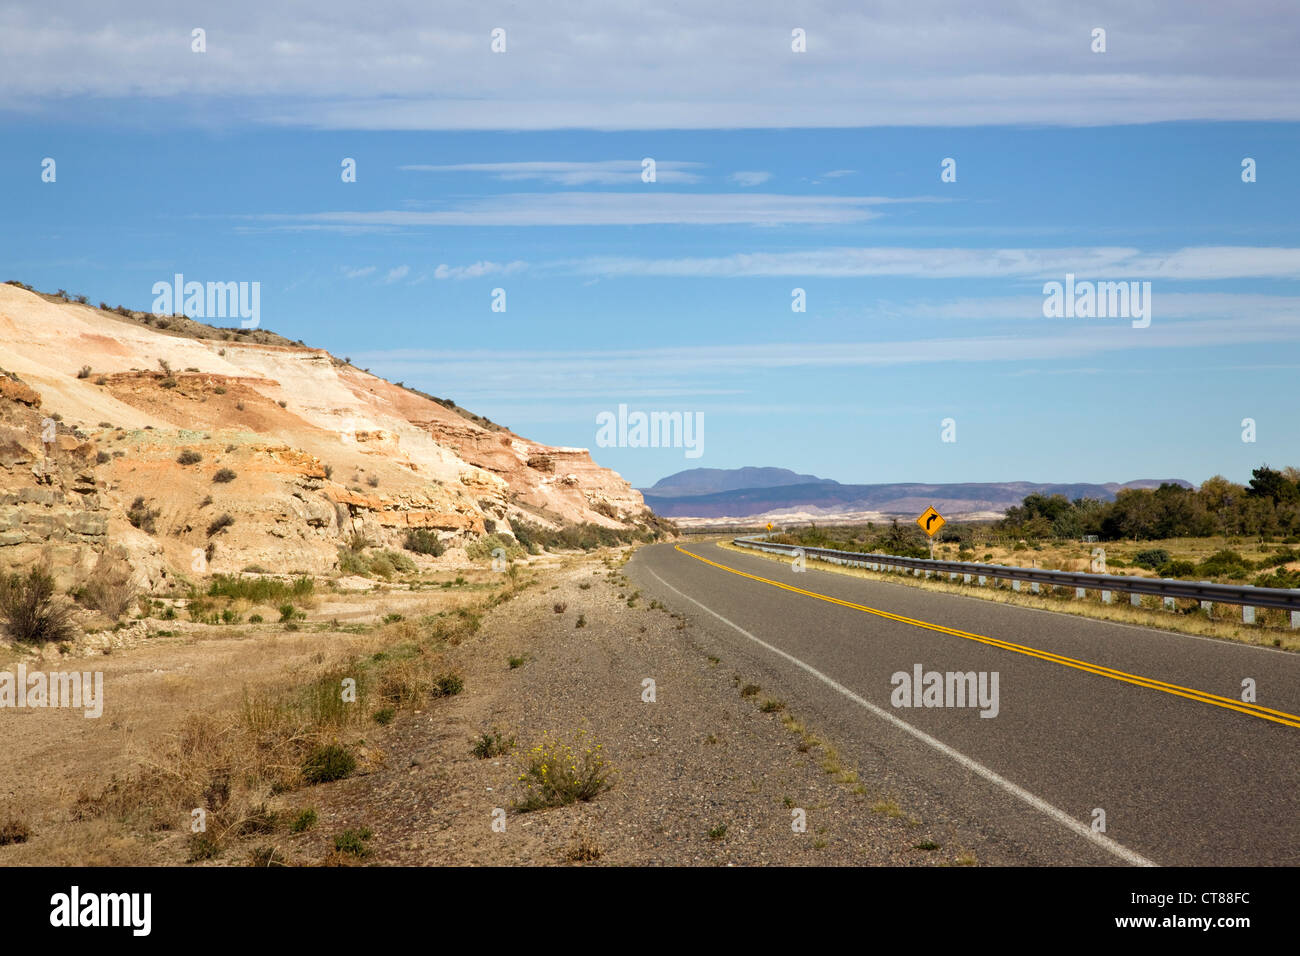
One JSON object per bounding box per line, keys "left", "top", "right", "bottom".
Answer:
{"left": 766, "top": 522, "right": 773, "bottom": 531}
{"left": 916, "top": 506, "right": 945, "bottom": 537}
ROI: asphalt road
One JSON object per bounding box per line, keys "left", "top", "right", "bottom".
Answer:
{"left": 628, "top": 540, "right": 1300, "bottom": 866}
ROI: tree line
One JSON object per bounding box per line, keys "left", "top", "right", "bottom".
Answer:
{"left": 999, "top": 466, "right": 1300, "bottom": 541}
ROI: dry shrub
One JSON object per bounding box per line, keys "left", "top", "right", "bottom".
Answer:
{"left": 79, "top": 547, "right": 138, "bottom": 620}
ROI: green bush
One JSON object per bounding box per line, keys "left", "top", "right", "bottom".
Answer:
{"left": 1134, "top": 549, "right": 1170, "bottom": 570}
{"left": 402, "top": 529, "right": 445, "bottom": 557}
{"left": 207, "top": 574, "right": 313, "bottom": 603}
{"left": 1158, "top": 560, "right": 1196, "bottom": 579}
{"left": 302, "top": 744, "right": 356, "bottom": 784}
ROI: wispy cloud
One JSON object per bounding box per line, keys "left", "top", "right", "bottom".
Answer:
{"left": 558, "top": 246, "right": 1300, "bottom": 280}
{"left": 400, "top": 160, "right": 703, "bottom": 184}
{"left": 433, "top": 260, "right": 527, "bottom": 280}
{"left": 350, "top": 309, "right": 1300, "bottom": 400}
{"left": 249, "top": 193, "right": 939, "bottom": 229}
{"left": 341, "top": 265, "right": 376, "bottom": 279}
{"left": 729, "top": 171, "right": 772, "bottom": 187}
{"left": 383, "top": 265, "right": 411, "bottom": 283}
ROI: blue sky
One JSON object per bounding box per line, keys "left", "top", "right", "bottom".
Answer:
{"left": 2, "top": 2, "right": 1298, "bottom": 489}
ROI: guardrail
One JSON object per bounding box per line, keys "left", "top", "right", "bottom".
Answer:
{"left": 731, "top": 536, "right": 1300, "bottom": 626}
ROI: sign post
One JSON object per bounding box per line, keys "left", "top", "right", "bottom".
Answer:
{"left": 916, "top": 506, "right": 945, "bottom": 561}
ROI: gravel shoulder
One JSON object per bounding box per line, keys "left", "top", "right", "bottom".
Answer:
{"left": 295, "top": 547, "right": 977, "bottom": 866}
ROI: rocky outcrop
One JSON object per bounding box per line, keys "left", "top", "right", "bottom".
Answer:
{"left": 0, "top": 283, "right": 660, "bottom": 586}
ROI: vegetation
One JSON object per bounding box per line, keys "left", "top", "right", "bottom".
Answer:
{"left": 471, "top": 728, "right": 516, "bottom": 758}
{"left": 127, "top": 496, "right": 159, "bottom": 534}
{"left": 76, "top": 548, "right": 138, "bottom": 620}
{"left": 301, "top": 744, "right": 357, "bottom": 785}
{"left": 212, "top": 468, "right": 237, "bottom": 483}
{"left": 206, "top": 574, "right": 313, "bottom": 604}
{"left": 0, "top": 565, "right": 76, "bottom": 645}
{"left": 401, "top": 529, "right": 445, "bottom": 557}
{"left": 513, "top": 731, "right": 613, "bottom": 812}
{"left": 177, "top": 449, "right": 203, "bottom": 465}
{"left": 1000, "top": 466, "right": 1300, "bottom": 541}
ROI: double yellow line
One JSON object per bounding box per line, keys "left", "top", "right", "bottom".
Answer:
{"left": 674, "top": 544, "right": 1300, "bottom": 729}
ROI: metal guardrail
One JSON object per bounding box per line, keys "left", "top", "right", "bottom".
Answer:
{"left": 731, "top": 536, "right": 1300, "bottom": 621}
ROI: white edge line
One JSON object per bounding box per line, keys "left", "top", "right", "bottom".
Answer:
{"left": 645, "top": 564, "right": 1158, "bottom": 868}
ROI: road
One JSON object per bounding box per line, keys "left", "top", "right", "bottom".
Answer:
{"left": 628, "top": 540, "right": 1300, "bottom": 866}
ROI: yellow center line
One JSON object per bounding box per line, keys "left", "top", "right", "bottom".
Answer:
{"left": 673, "top": 544, "right": 1300, "bottom": 729}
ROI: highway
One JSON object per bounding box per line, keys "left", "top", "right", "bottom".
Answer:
{"left": 628, "top": 541, "right": 1300, "bottom": 866}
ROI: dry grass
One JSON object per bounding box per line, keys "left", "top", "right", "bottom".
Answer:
{"left": 4, "top": 572, "right": 526, "bottom": 865}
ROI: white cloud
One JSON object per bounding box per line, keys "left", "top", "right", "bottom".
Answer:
{"left": 383, "top": 265, "right": 411, "bottom": 283}
{"left": 432, "top": 260, "right": 528, "bottom": 280}
{"left": 822, "top": 170, "right": 857, "bottom": 178}
{"left": 349, "top": 308, "right": 1300, "bottom": 399}
{"left": 251, "top": 193, "right": 938, "bottom": 228}
{"left": 401, "top": 160, "right": 702, "bottom": 184}
{"left": 3, "top": 2, "right": 1297, "bottom": 128}
{"left": 729, "top": 171, "right": 772, "bottom": 187}
{"left": 560, "top": 246, "right": 1300, "bottom": 280}
{"left": 341, "top": 266, "right": 376, "bottom": 279}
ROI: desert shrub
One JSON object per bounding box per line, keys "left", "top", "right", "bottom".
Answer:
{"left": 432, "top": 672, "right": 464, "bottom": 697}
{"left": 77, "top": 548, "right": 138, "bottom": 620}
{"left": 207, "top": 513, "right": 235, "bottom": 536}
{"left": 177, "top": 449, "right": 203, "bottom": 465}
{"left": 0, "top": 817, "right": 31, "bottom": 846}
{"left": 1158, "top": 560, "right": 1196, "bottom": 579}
{"left": 212, "top": 468, "right": 237, "bottom": 483}
{"left": 472, "top": 728, "right": 515, "bottom": 759}
{"left": 366, "top": 475, "right": 379, "bottom": 488}
{"left": 402, "top": 529, "right": 445, "bottom": 556}
{"left": 0, "top": 566, "right": 76, "bottom": 645}
{"left": 513, "top": 731, "right": 612, "bottom": 812}
{"left": 322, "top": 464, "right": 333, "bottom": 479}
{"left": 333, "top": 827, "right": 371, "bottom": 857}
{"left": 95, "top": 450, "right": 110, "bottom": 464}
{"left": 302, "top": 744, "right": 356, "bottom": 785}
{"left": 1133, "top": 549, "right": 1170, "bottom": 570}
{"left": 206, "top": 575, "right": 313, "bottom": 603}
{"left": 289, "top": 808, "right": 317, "bottom": 833}
{"left": 76, "top": 365, "right": 91, "bottom": 379}
{"left": 465, "top": 534, "right": 526, "bottom": 564}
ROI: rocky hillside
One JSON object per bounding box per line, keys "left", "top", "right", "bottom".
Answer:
{"left": 0, "top": 283, "right": 660, "bottom": 589}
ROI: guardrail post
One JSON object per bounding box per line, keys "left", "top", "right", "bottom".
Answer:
{"left": 1243, "top": 605, "right": 1255, "bottom": 624}
{"left": 1030, "top": 582, "right": 1040, "bottom": 594}
{"left": 1075, "top": 587, "right": 1086, "bottom": 599}
{"left": 1292, "top": 610, "right": 1300, "bottom": 628}
{"left": 978, "top": 575, "right": 986, "bottom": 586}
{"left": 1130, "top": 593, "right": 1141, "bottom": 607}
{"left": 1102, "top": 590, "right": 1112, "bottom": 604}
{"left": 1163, "top": 597, "right": 1175, "bottom": 611}
{"left": 963, "top": 573, "right": 971, "bottom": 584}
{"left": 1199, "top": 582, "right": 1212, "bottom": 614}
{"left": 1012, "top": 580, "right": 1021, "bottom": 592}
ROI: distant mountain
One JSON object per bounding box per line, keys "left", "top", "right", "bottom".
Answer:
{"left": 642, "top": 469, "right": 1193, "bottom": 520}
{"left": 642, "top": 466, "right": 839, "bottom": 497}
